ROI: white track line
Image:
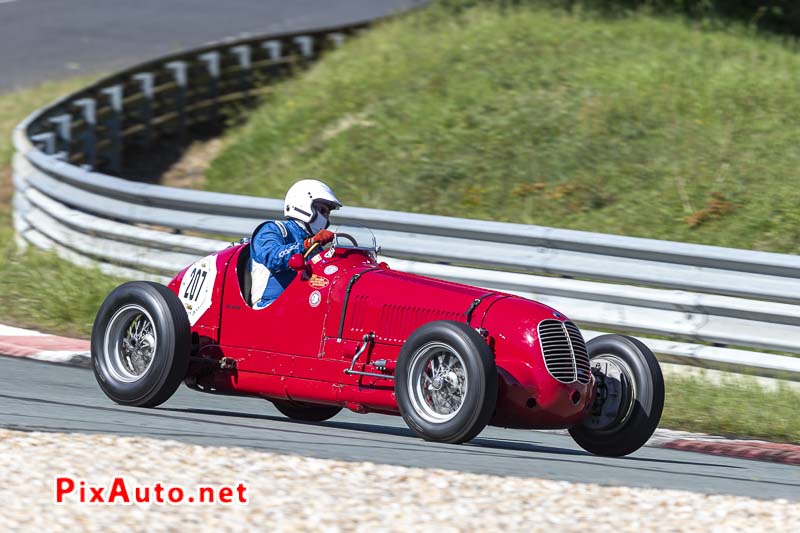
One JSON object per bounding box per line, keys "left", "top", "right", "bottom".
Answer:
{"left": 0, "top": 324, "right": 45, "bottom": 336}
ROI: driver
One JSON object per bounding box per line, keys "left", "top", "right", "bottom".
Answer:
{"left": 250, "top": 179, "right": 342, "bottom": 309}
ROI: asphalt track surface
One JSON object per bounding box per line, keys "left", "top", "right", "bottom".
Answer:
{"left": 2, "top": 357, "right": 798, "bottom": 501}
{"left": 0, "top": 0, "right": 424, "bottom": 93}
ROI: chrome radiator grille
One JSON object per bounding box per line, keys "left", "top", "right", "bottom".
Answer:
{"left": 537, "top": 320, "right": 591, "bottom": 384}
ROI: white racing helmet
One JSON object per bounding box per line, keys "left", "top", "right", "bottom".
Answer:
{"left": 284, "top": 179, "right": 342, "bottom": 233}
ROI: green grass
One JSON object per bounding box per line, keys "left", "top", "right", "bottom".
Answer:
{"left": 0, "top": 77, "right": 124, "bottom": 338}
{"left": 0, "top": 224, "right": 122, "bottom": 337}
{"left": 0, "top": 77, "right": 96, "bottom": 167}
{"left": 663, "top": 374, "right": 800, "bottom": 443}
{"left": 207, "top": 2, "right": 800, "bottom": 253}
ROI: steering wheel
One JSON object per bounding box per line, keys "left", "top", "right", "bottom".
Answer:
{"left": 303, "top": 240, "right": 321, "bottom": 259}
{"left": 335, "top": 233, "right": 358, "bottom": 247}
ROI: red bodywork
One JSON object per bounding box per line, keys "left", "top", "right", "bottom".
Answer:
{"left": 169, "top": 244, "right": 595, "bottom": 429}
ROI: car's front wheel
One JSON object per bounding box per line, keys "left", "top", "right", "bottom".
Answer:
{"left": 569, "top": 334, "right": 664, "bottom": 456}
{"left": 91, "top": 281, "right": 190, "bottom": 408}
{"left": 395, "top": 321, "right": 497, "bottom": 444}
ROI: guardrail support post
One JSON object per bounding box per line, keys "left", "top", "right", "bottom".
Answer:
{"left": 293, "top": 35, "right": 314, "bottom": 60}
{"left": 74, "top": 98, "right": 97, "bottom": 169}
{"left": 261, "top": 40, "right": 284, "bottom": 79}
{"left": 231, "top": 45, "right": 252, "bottom": 98}
{"left": 101, "top": 84, "right": 124, "bottom": 172}
{"left": 166, "top": 61, "right": 188, "bottom": 141}
{"left": 31, "top": 132, "right": 56, "bottom": 155}
{"left": 132, "top": 72, "right": 154, "bottom": 149}
{"left": 48, "top": 114, "right": 72, "bottom": 157}
{"left": 199, "top": 52, "right": 221, "bottom": 125}
{"left": 327, "top": 33, "right": 345, "bottom": 49}
{"left": 262, "top": 40, "right": 282, "bottom": 61}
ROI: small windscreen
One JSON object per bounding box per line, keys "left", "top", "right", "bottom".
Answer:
{"left": 330, "top": 225, "right": 378, "bottom": 253}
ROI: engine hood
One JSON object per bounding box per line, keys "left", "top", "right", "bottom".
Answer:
{"left": 336, "top": 268, "right": 498, "bottom": 344}
{"left": 479, "top": 296, "right": 569, "bottom": 353}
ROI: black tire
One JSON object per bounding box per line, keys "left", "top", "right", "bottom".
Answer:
{"left": 395, "top": 321, "right": 497, "bottom": 444}
{"left": 569, "top": 335, "right": 664, "bottom": 457}
{"left": 271, "top": 399, "right": 342, "bottom": 422}
{"left": 91, "top": 281, "right": 191, "bottom": 408}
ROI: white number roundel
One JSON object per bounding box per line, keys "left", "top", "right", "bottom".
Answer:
{"left": 178, "top": 254, "right": 217, "bottom": 325}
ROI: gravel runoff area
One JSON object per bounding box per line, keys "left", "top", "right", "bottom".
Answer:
{"left": 1, "top": 429, "right": 797, "bottom": 532}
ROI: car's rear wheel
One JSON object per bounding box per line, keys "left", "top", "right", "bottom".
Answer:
{"left": 395, "top": 321, "right": 497, "bottom": 444}
{"left": 271, "top": 399, "right": 342, "bottom": 422}
{"left": 91, "top": 281, "right": 190, "bottom": 407}
{"left": 569, "top": 335, "right": 664, "bottom": 456}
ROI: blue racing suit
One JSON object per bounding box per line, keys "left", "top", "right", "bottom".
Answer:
{"left": 250, "top": 219, "right": 311, "bottom": 308}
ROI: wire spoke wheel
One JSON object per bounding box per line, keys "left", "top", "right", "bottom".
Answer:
{"left": 395, "top": 321, "right": 496, "bottom": 444}
{"left": 103, "top": 304, "right": 157, "bottom": 383}
{"left": 91, "top": 281, "right": 190, "bottom": 408}
{"left": 408, "top": 342, "right": 468, "bottom": 423}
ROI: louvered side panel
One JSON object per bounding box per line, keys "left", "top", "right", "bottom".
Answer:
{"left": 377, "top": 305, "right": 462, "bottom": 344}
{"left": 346, "top": 294, "right": 370, "bottom": 335}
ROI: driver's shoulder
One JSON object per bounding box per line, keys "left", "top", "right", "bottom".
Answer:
{"left": 253, "top": 220, "right": 290, "bottom": 240}
{"left": 252, "top": 220, "right": 309, "bottom": 249}
{"left": 283, "top": 219, "right": 309, "bottom": 239}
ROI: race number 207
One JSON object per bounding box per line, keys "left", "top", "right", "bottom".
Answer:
{"left": 183, "top": 267, "right": 208, "bottom": 302}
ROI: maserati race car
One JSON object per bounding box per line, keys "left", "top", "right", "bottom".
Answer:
{"left": 91, "top": 227, "right": 664, "bottom": 456}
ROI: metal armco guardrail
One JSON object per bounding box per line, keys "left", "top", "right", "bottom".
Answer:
{"left": 10, "top": 20, "right": 800, "bottom": 381}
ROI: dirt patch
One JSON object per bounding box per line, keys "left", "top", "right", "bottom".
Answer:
{"left": 320, "top": 112, "right": 375, "bottom": 142}
{"left": 685, "top": 191, "right": 736, "bottom": 228}
{"left": 158, "top": 137, "right": 227, "bottom": 190}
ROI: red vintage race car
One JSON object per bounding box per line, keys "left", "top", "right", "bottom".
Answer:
{"left": 91, "top": 226, "right": 664, "bottom": 456}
